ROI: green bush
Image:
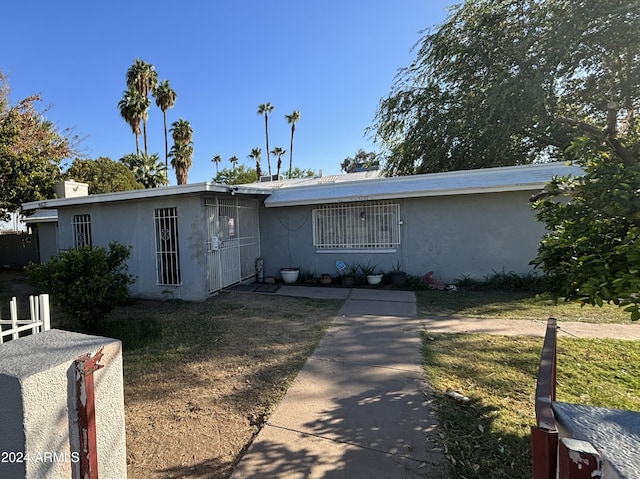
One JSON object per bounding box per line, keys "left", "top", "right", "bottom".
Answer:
{"left": 27, "top": 242, "right": 135, "bottom": 330}
{"left": 455, "top": 270, "right": 548, "bottom": 293}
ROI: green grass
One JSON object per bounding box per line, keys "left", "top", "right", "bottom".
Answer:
{"left": 417, "top": 289, "right": 631, "bottom": 323}
{"left": 422, "top": 333, "right": 640, "bottom": 478}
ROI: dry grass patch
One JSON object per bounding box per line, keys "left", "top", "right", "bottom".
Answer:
{"left": 104, "top": 292, "right": 341, "bottom": 479}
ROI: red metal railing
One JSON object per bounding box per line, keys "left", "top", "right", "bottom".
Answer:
{"left": 531, "top": 317, "right": 559, "bottom": 479}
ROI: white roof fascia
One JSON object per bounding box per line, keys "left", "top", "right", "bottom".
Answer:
{"left": 264, "top": 162, "right": 583, "bottom": 208}
{"left": 22, "top": 182, "right": 269, "bottom": 211}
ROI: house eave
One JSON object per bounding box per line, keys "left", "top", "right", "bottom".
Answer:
{"left": 264, "top": 183, "right": 545, "bottom": 207}
{"left": 263, "top": 162, "right": 584, "bottom": 208}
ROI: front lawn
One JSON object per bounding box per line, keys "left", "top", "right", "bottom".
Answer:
{"left": 417, "top": 289, "right": 631, "bottom": 323}
{"left": 420, "top": 286, "right": 640, "bottom": 479}
{"left": 98, "top": 293, "right": 342, "bottom": 479}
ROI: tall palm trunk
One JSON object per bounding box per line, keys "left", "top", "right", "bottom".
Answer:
{"left": 288, "top": 122, "right": 295, "bottom": 177}
{"left": 264, "top": 114, "right": 271, "bottom": 176}
{"left": 143, "top": 121, "right": 148, "bottom": 156}
{"left": 163, "top": 112, "right": 168, "bottom": 168}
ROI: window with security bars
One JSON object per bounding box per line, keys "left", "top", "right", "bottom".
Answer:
{"left": 312, "top": 202, "right": 400, "bottom": 250}
{"left": 154, "top": 207, "right": 181, "bottom": 285}
{"left": 72, "top": 214, "right": 92, "bottom": 247}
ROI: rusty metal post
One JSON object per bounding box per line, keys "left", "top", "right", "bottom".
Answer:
{"left": 75, "top": 347, "right": 104, "bottom": 479}
{"left": 558, "top": 438, "right": 602, "bottom": 478}
{"left": 532, "top": 317, "right": 559, "bottom": 479}
{"left": 531, "top": 426, "right": 559, "bottom": 479}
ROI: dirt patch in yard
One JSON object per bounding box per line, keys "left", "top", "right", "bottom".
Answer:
{"left": 0, "top": 269, "right": 342, "bottom": 478}
{"left": 117, "top": 294, "right": 341, "bottom": 478}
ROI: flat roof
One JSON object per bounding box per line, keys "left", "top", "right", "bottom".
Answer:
{"left": 21, "top": 163, "right": 583, "bottom": 212}
{"left": 22, "top": 182, "right": 270, "bottom": 210}
{"left": 262, "top": 162, "right": 583, "bottom": 207}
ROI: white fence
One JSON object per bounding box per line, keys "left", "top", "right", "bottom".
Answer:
{"left": 0, "top": 294, "right": 51, "bottom": 343}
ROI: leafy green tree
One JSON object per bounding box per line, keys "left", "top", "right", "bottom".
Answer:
{"left": 372, "top": 0, "right": 640, "bottom": 175}
{"left": 257, "top": 103, "right": 274, "bottom": 176}
{"left": 0, "top": 72, "right": 75, "bottom": 220}
{"left": 286, "top": 167, "right": 316, "bottom": 179}
{"left": 126, "top": 59, "right": 158, "bottom": 156}
{"left": 66, "top": 157, "right": 143, "bottom": 194}
{"left": 524, "top": 1, "right": 640, "bottom": 320}
{"left": 153, "top": 79, "right": 177, "bottom": 167}
{"left": 248, "top": 147, "right": 262, "bottom": 178}
{"left": 285, "top": 110, "right": 300, "bottom": 178}
{"left": 270, "top": 146, "right": 286, "bottom": 177}
{"left": 532, "top": 134, "right": 640, "bottom": 320}
{"left": 341, "top": 150, "right": 380, "bottom": 173}
{"left": 169, "top": 119, "right": 194, "bottom": 184}
{"left": 214, "top": 164, "right": 258, "bottom": 185}
{"left": 27, "top": 242, "right": 134, "bottom": 330}
{"left": 119, "top": 152, "right": 168, "bottom": 188}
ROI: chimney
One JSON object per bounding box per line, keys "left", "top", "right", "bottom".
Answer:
{"left": 54, "top": 180, "right": 89, "bottom": 199}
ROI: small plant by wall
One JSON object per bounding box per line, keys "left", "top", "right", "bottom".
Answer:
{"left": 456, "top": 270, "right": 548, "bottom": 293}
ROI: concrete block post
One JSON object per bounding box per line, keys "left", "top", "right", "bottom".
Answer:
{"left": 0, "top": 329, "right": 127, "bottom": 479}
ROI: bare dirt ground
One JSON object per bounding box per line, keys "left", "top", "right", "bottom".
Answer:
{"left": 0, "top": 269, "right": 342, "bottom": 478}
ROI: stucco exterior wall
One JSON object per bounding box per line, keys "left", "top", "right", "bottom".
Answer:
{"left": 401, "top": 191, "right": 545, "bottom": 283}
{"left": 34, "top": 222, "right": 58, "bottom": 263}
{"left": 0, "top": 329, "right": 126, "bottom": 479}
{"left": 56, "top": 195, "right": 208, "bottom": 301}
{"left": 258, "top": 203, "right": 405, "bottom": 279}
{"left": 259, "top": 190, "right": 545, "bottom": 283}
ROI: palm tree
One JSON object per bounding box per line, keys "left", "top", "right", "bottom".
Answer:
{"left": 118, "top": 87, "right": 149, "bottom": 155}
{"left": 212, "top": 154, "right": 222, "bottom": 175}
{"left": 229, "top": 155, "right": 239, "bottom": 170}
{"left": 257, "top": 103, "right": 274, "bottom": 176}
{"left": 120, "top": 152, "right": 168, "bottom": 188}
{"left": 170, "top": 118, "right": 193, "bottom": 144}
{"left": 271, "top": 147, "right": 287, "bottom": 177}
{"left": 153, "top": 80, "right": 177, "bottom": 168}
{"left": 126, "top": 59, "right": 158, "bottom": 155}
{"left": 285, "top": 110, "right": 300, "bottom": 178}
{"left": 248, "top": 147, "right": 262, "bottom": 178}
{"left": 169, "top": 143, "right": 194, "bottom": 185}
{"left": 169, "top": 119, "right": 194, "bottom": 185}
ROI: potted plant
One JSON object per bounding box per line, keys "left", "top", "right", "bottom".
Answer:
{"left": 279, "top": 267, "right": 300, "bottom": 284}
{"left": 389, "top": 261, "right": 407, "bottom": 286}
{"left": 361, "top": 261, "right": 383, "bottom": 285}
{"left": 340, "top": 263, "right": 359, "bottom": 287}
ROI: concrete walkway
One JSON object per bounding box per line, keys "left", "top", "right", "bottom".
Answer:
{"left": 231, "top": 288, "right": 446, "bottom": 479}
{"left": 230, "top": 286, "right": 640, "bottom": 478}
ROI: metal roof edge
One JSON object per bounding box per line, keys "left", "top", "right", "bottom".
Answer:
{"left": 264, "top": 183, "right": 544, "bottom": 207}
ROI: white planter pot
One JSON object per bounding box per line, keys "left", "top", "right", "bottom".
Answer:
{"left": 280, "top": 268, "right": 300, "bottom": 284}
{"left": 367, "top": 274, "right": 383, "bottom": 285}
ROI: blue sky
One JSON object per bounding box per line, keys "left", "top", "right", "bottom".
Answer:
{"left": 3, "top": 1, "right": 455, "bottom": 184}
